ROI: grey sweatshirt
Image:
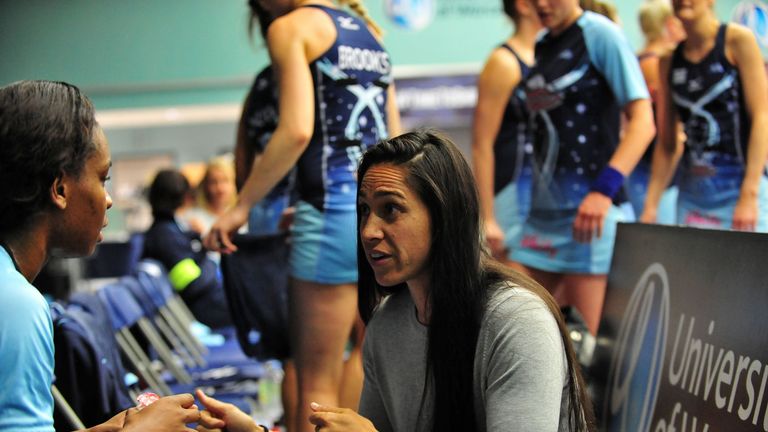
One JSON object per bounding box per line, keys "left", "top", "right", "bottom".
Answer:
{"left": 359, "top": 284, "right": 571, "bottom": 431}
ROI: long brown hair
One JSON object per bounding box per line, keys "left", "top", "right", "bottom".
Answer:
{"left": 357, "top": 130, "right": 596, "bottom": 431}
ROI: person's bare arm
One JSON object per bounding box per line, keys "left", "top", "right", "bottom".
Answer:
{"left": 727, "top": 24, "right": 768, "bottom": 231}
{"left": 386, "top": 83, "right": 401, "bottom": 137}
{"left": 471, "top": 48, "right": 521, "bottom": 256}
{"left": 234, "top": 92, "right": 254, "bottom": 190}
{"left": 641, "top": 54, "right": 683, "bottom": 223}
{"left": 574, "top": 98, "right": 654, "bottom": 241}
{"left": 204, "top": 15, "right": 314, "bottom": 252}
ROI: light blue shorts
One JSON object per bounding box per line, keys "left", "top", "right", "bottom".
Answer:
{"left": 289, "top": 201, "right": 358, "bottom": 284}
{"left": 677, "top": 174, "right": 768, "bottom": 232}
{"left": 248, "top": 194, "right": 291, "bottom": 236}
{"left": 494, "top": 175, "right": 532, "bottom": 260}
{"left": 626, "top": 162, "right": 678, "bottom": 225}
{"left": 509, "top": 203, "right": 632, "bottom": 274}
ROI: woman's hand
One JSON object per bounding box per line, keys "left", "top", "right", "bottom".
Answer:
{"left": 483, "top": 218, "right": 507, "bottom": 261}
{"left": 122, "top": 394, "right": 201, "bottom": 432}
{"left": 573, "top": 192, "right": 612, "bottom": 243}
{"left": 639, "top": 205, "right": 658, "bottom": 224}
{"left": 203, "top": 205, "right": 249, "bottom": 253}
{"left": 733, "top": 193, "right": 758, "bottom": 231}
{"left": 77, "top": 409, "right": 127, "bottom": 431}
{"left": 194, "top": 389, "right": 261, "bottom": 432}
{"left": 278, "top": 206, "right": 296, "bottom": 232}
{"left": 309, "top": 402, "right": 377, "bottom": 432}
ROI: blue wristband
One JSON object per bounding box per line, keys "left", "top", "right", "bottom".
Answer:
{"left": 590, "top": 166, "right": 624, "bottom": 199}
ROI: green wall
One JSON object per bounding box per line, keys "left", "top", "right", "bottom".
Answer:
{"left": 0, "top": 0, "right": 744, "bottom": 110}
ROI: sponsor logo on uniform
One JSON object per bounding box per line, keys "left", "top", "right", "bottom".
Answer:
{"left": 338, "top": 45, "right": 391, "bottom": 74}
{"left": 337, "top": 16, "right": 360, "bottom": 31}
{"left": 673, "top": 68, "right": 688, "bottom": 85}
{"left": 525, "top": 74, "right": 564, "bottom": 112}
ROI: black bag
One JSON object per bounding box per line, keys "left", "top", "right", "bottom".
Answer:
{"left": 219, "top": 233, "right": 291, "bottom": 361}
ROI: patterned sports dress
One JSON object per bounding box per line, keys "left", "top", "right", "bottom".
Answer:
{"left": 492, "top": 43, "right": 535, "bottom": 259}
{"left": 290, "top": 5, "right": 392, "bottom": 283}
{"left": 669, "top": 24, "right": 768, "bottom": 230}
{"left": 510, "top": 11, "right": 649, "bottom": 274}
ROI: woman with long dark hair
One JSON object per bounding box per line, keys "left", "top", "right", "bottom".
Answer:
{"left": 195, "top": 131, "right": 594, "bottom": 431}
{"left": 315, "top": 130, "right": 595, "bottom": 431}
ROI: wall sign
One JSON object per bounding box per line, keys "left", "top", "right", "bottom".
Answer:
{"left": 591, "top": 223, "right": 768, "bottom": 432}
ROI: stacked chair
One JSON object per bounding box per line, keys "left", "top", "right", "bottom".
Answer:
{"left": 51, "top": 249, "right": 277, "bottom": 429}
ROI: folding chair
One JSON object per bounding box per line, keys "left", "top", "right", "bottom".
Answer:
{"left": 134, "top": 259, "right": 208, "bottom": 362}
{"left": 52, "top": 384, "right": 86, "bottom": 431}
{"left": 97, "top": 282, "right": 173, "bottom": 395}
{"left": 124, "top": 272, "right": 199, "bottom": 369}
{"left": 118, "top": 276, "right": 198, "bottom": 384}
{"left": 132, "top": 260, "right": 266, "bottom": 386}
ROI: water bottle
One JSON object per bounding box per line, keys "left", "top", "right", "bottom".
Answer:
{"left": 257, "top": 360, "right": 284, "bottom": 427}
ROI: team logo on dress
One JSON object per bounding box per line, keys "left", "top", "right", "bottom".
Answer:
{"left": 525, "top": 74, "right": 564, "bottom": 111}
{"left": 672, "top": 68, "right": 688, "bottom": 85}
{"left": 384, "top": 0, "right": 435, "bottom": 31}
{"left": 604, "top": 263, "right": 671, "bottom": 432}
{"left": 687, "top": 78, "right": 703, "bottom": 92}
{"left": 558, "top": 49, "right": 574, "bottom": 60}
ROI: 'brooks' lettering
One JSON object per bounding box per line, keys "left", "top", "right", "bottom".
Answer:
{"left": 338, "top": 45, "right": 390, "bottom": 75}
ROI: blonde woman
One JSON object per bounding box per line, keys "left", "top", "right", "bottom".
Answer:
{"left": 204, "top": 1, "right": 400, "bottom": 430}
{"left": 181, "top": 157, "right": 237, "bottom": 234}
{"left": 627, "top": 0, "right": 686, "bottom": 223}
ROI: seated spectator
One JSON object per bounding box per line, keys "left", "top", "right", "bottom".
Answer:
{"left": 0, "top": 79, "right": 200, "bottom": 432}
{"left": 142, "top": 169, "right": 232, "bottom": 329}
{"left": 179, "top": 157, "right": 237, "bottom": 235}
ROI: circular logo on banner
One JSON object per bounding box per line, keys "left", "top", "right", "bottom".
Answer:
{"left": 732, "top": 0, "right": 768, "bottom": 59}
{"left": 384, "top": 0, "right": 435, "bottom": 31}
{"left": 604, "top": 263, "right": 671, "bottom": 432}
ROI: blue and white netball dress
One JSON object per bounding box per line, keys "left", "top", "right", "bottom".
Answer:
{"left": 291, "top": 5, "right": 392, "bottom": 283}
{"left": 493, "top": 44, "right": 534, "bottom": 259}
{"left": 669, "top": 24, "right": 768, "bottom": 230}
{"left": 242, "top": 65, "right": 297, "bottom": 236}
{"left": 510, "top": 11, "right": 649, "bottom": 274}
{"left": 626, "top": 53, "right": 678, "bottom": 225}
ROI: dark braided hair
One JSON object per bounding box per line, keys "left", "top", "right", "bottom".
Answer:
{"left": 0, "top": 80, "right": 97, "bottom": 234}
